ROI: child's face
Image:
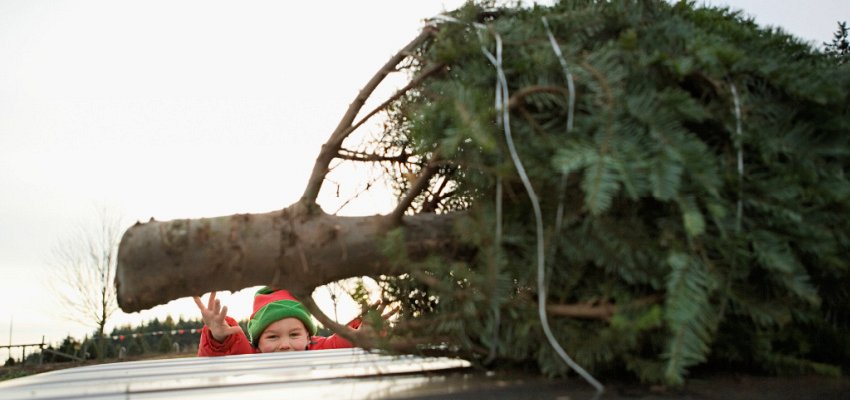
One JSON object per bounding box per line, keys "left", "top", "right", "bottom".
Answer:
{"left": 257, "top": 317, "right": 311, "bottom": 353}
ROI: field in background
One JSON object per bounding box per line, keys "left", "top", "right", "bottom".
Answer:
{"left": 1, "top": 350, "right": 196, "bottom": 382}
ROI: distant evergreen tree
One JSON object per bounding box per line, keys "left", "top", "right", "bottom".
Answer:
{"left": 824, "top": 21, "right": 849, "bottom": 64}
{"left": 24, "top": 352, "right": 42, "bottom": 365}
{"left": 126, "top": 337, "right": 143, "bottom": 356}
{"left": 55, "top": 336, "right": 81, "bottom": 362}
{"left": 163, "top": 315, "right": 175, "bottom": 330}
{"left": 128, "top": 336, "right": 149, "bottom": 356}
{"left": 157, "top": 334, "right": 173, "bottom": 354}
{"left": 103, "top": 340, "right": 117, "bottom": 358}
{"left": 82, "top": 338, "right": 100, "bottom": 360}
{"left": 148, "top": 318, "right": 162, "bottom": 332}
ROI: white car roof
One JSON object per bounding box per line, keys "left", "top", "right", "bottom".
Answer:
{"left": 0, "top": 348, "right": 471, "bottom": 400}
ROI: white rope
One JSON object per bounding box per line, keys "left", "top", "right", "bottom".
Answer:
{"left": 485, "top": 175, "right": 503, "bottom": 364}
{"left": 541, "top": 16, "right": 576, "bottom": 134}
{"left": 541, "top": 16, "right": 576, "bottom": 237}
{"left": 730, "top": 83, "right": 744, "bottom": 232}
{"left": 488, "top": 45, "right": 505, "bottom": 365}
{"left": 433, "top": 14, "right": 509, "bottom": 365}
{"left": 428, "top": 14, "right": 604, "bottom": 394}
{"left": 475, "top": 22, "right": 605, "bottom": 396}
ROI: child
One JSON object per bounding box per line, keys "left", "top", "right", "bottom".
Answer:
{"left": 193, "top": 287, "right": 359, "bottom": 356}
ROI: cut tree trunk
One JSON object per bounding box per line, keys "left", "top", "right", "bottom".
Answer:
{"left": 115, "top": 203, "right": 461, "bottom": 312}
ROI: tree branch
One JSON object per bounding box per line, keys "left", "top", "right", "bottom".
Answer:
{"left": 518, "top": 104, "right": 548, "bottom": 136}
{"left": 547, "top": 302, "right": 617, "bottom": 320}
{"left": 546, "top": 294, "right": 663, "bottom": 321}
{"left": 387, "top": 160, "right": 441, "bottom": 226}
{"left": 299, "top": 293, "right": 390, "bottom": 350}
{"left": 302, "top": 293, "right": 454, "bottom": 354}
{"left": 337, "top": 148, "right": 411, "bottom": 163}
{"left": 421, "top": 176, "right": 452, "bottom": 213}
{"left": 299, "top": 27, "right": 436, "bottom": 209}
{"left": 332, "top": 175, "right": 381, "bottom": 215}
{"left": 347, "top": 62, "right": 446, "bottom": 135}
{"left": 507, "top": 85, "right": 572, "bottom": 110}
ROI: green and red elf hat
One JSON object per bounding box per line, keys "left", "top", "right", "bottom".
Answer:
{"left": 247, "top": 287, "right": 317, "bottom": 347}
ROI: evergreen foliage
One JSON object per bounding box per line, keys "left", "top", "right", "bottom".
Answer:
{"left": 824, "top": 21, "right": 849, "bottom": 64}
{"left": 109, "top": 317, "right": 204, "bottom": 357}
{"left": 364, "top": 0, "right": 850, "bottom": 385}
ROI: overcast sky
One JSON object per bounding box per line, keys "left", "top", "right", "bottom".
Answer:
{"left": 1, "top": 0, "right": 847, "bottom": 353}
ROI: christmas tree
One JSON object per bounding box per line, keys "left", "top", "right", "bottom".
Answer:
{"left": 367, "top": 0, "right": 850, "bottom": 385}
{"left": 117, "top": 0, "right": 849, "bottom": 387}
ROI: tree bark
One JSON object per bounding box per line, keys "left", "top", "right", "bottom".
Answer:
{"left": 115, "top": 203, "right": 461, "bottom": 312}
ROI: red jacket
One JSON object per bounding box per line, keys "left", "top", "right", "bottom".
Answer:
{"left": 197, "top": 316, "right": 357, "bottom": 356}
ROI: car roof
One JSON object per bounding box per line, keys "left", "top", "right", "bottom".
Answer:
{"left": 0, "top": 348, "right": 471, "bottom": 400}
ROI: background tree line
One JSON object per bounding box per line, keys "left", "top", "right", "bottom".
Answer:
{"left": 6, "top": 310, "right": 365, "bottom": 379}
{"left": 9, "top": 311, "right": 348, "bottom": 367}
{"left": 11, "top": 316, "right": 206, "bottom": 366}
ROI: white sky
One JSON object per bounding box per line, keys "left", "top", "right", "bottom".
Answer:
{"left": 1, "top": 0, "right": 847, "bottom": 353}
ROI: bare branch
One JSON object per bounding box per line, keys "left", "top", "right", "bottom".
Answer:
{"left": 300, "top": 27, "right": 436, "bottom": 209}
{"left": 399, "top": 50, "right": 427, "bottom": 66}
{"left": 421, "top": 176, "right": 452, "bottom": 213}
{"left": 546, "top": 294, "right": 663, "bottom": 321}
{"left": 387, "top": 160, "right": 441, "bottom": 226}
{"left": 332, "top": 176, "right": 381, "bottom": 215}
{"left": 546, "top": 302, "right": 616, "bottom": 321}
{"left": 347, "top": 62, "right": 446, "bottom": 135}
{"left": 337, "top": 148, "right": 411, "bottom": 163}
{"left": 301, "top": 292, "right": 448, "bottom": 354}
{"left": 300, "top": 293, "right": 374, "bottom": 348}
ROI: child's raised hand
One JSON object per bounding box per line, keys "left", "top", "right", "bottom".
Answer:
{"left": 193, "top": 292, "right": 243, "bottom": 342}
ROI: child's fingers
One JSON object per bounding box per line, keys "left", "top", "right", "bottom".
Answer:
{"left": 192, "top": 296, "right": 205, "bottom": 311}
{"left": 225, "top": 325, "right": 242, "bottom": 336}
{"left": 207, "top": 291, "right": 218, "bottom": 310}
{"left": 373, "top": 298, "right": 391, "bottom": 314}
{"left": 360, "top": 299, "right": 381, "bottom": 317}
{"left": 381, "top": 305, "right": 400, "bottom": 320}
{"left": 372, "top": 299, "right": 387, "bottom": 314}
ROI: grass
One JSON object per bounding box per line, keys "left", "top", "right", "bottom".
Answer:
{"left": 0, "top": 351, "right": 197, "bottom": 382}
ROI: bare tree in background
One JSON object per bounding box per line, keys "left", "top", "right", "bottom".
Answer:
{"left": 51, "top": 208, "right": 123, "bottom": 360}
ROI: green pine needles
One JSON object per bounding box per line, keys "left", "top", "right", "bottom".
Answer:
{"left": 367, "top": 0, "right": 849, "bottom": 385}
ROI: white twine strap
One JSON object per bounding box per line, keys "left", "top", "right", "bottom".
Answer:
{"left": 427, "top": 15, "right": 604, "bottom": 395}
{"left": 541, "top": 16, "right": 576, "bottom": 238}
{"left": 437, "top": 12, "right": 508, "bottom": 365}
{"left": 541, "top": 16, "right": 576, "bottom": 134}
{"left": 485, "top": 175, "right": 503, "bottom": 364}
{"left": 473, "top": 19, "right": 605, "bottom": 396}
{"left": 730, "top": 83, "right": 744, "bottom": 232}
